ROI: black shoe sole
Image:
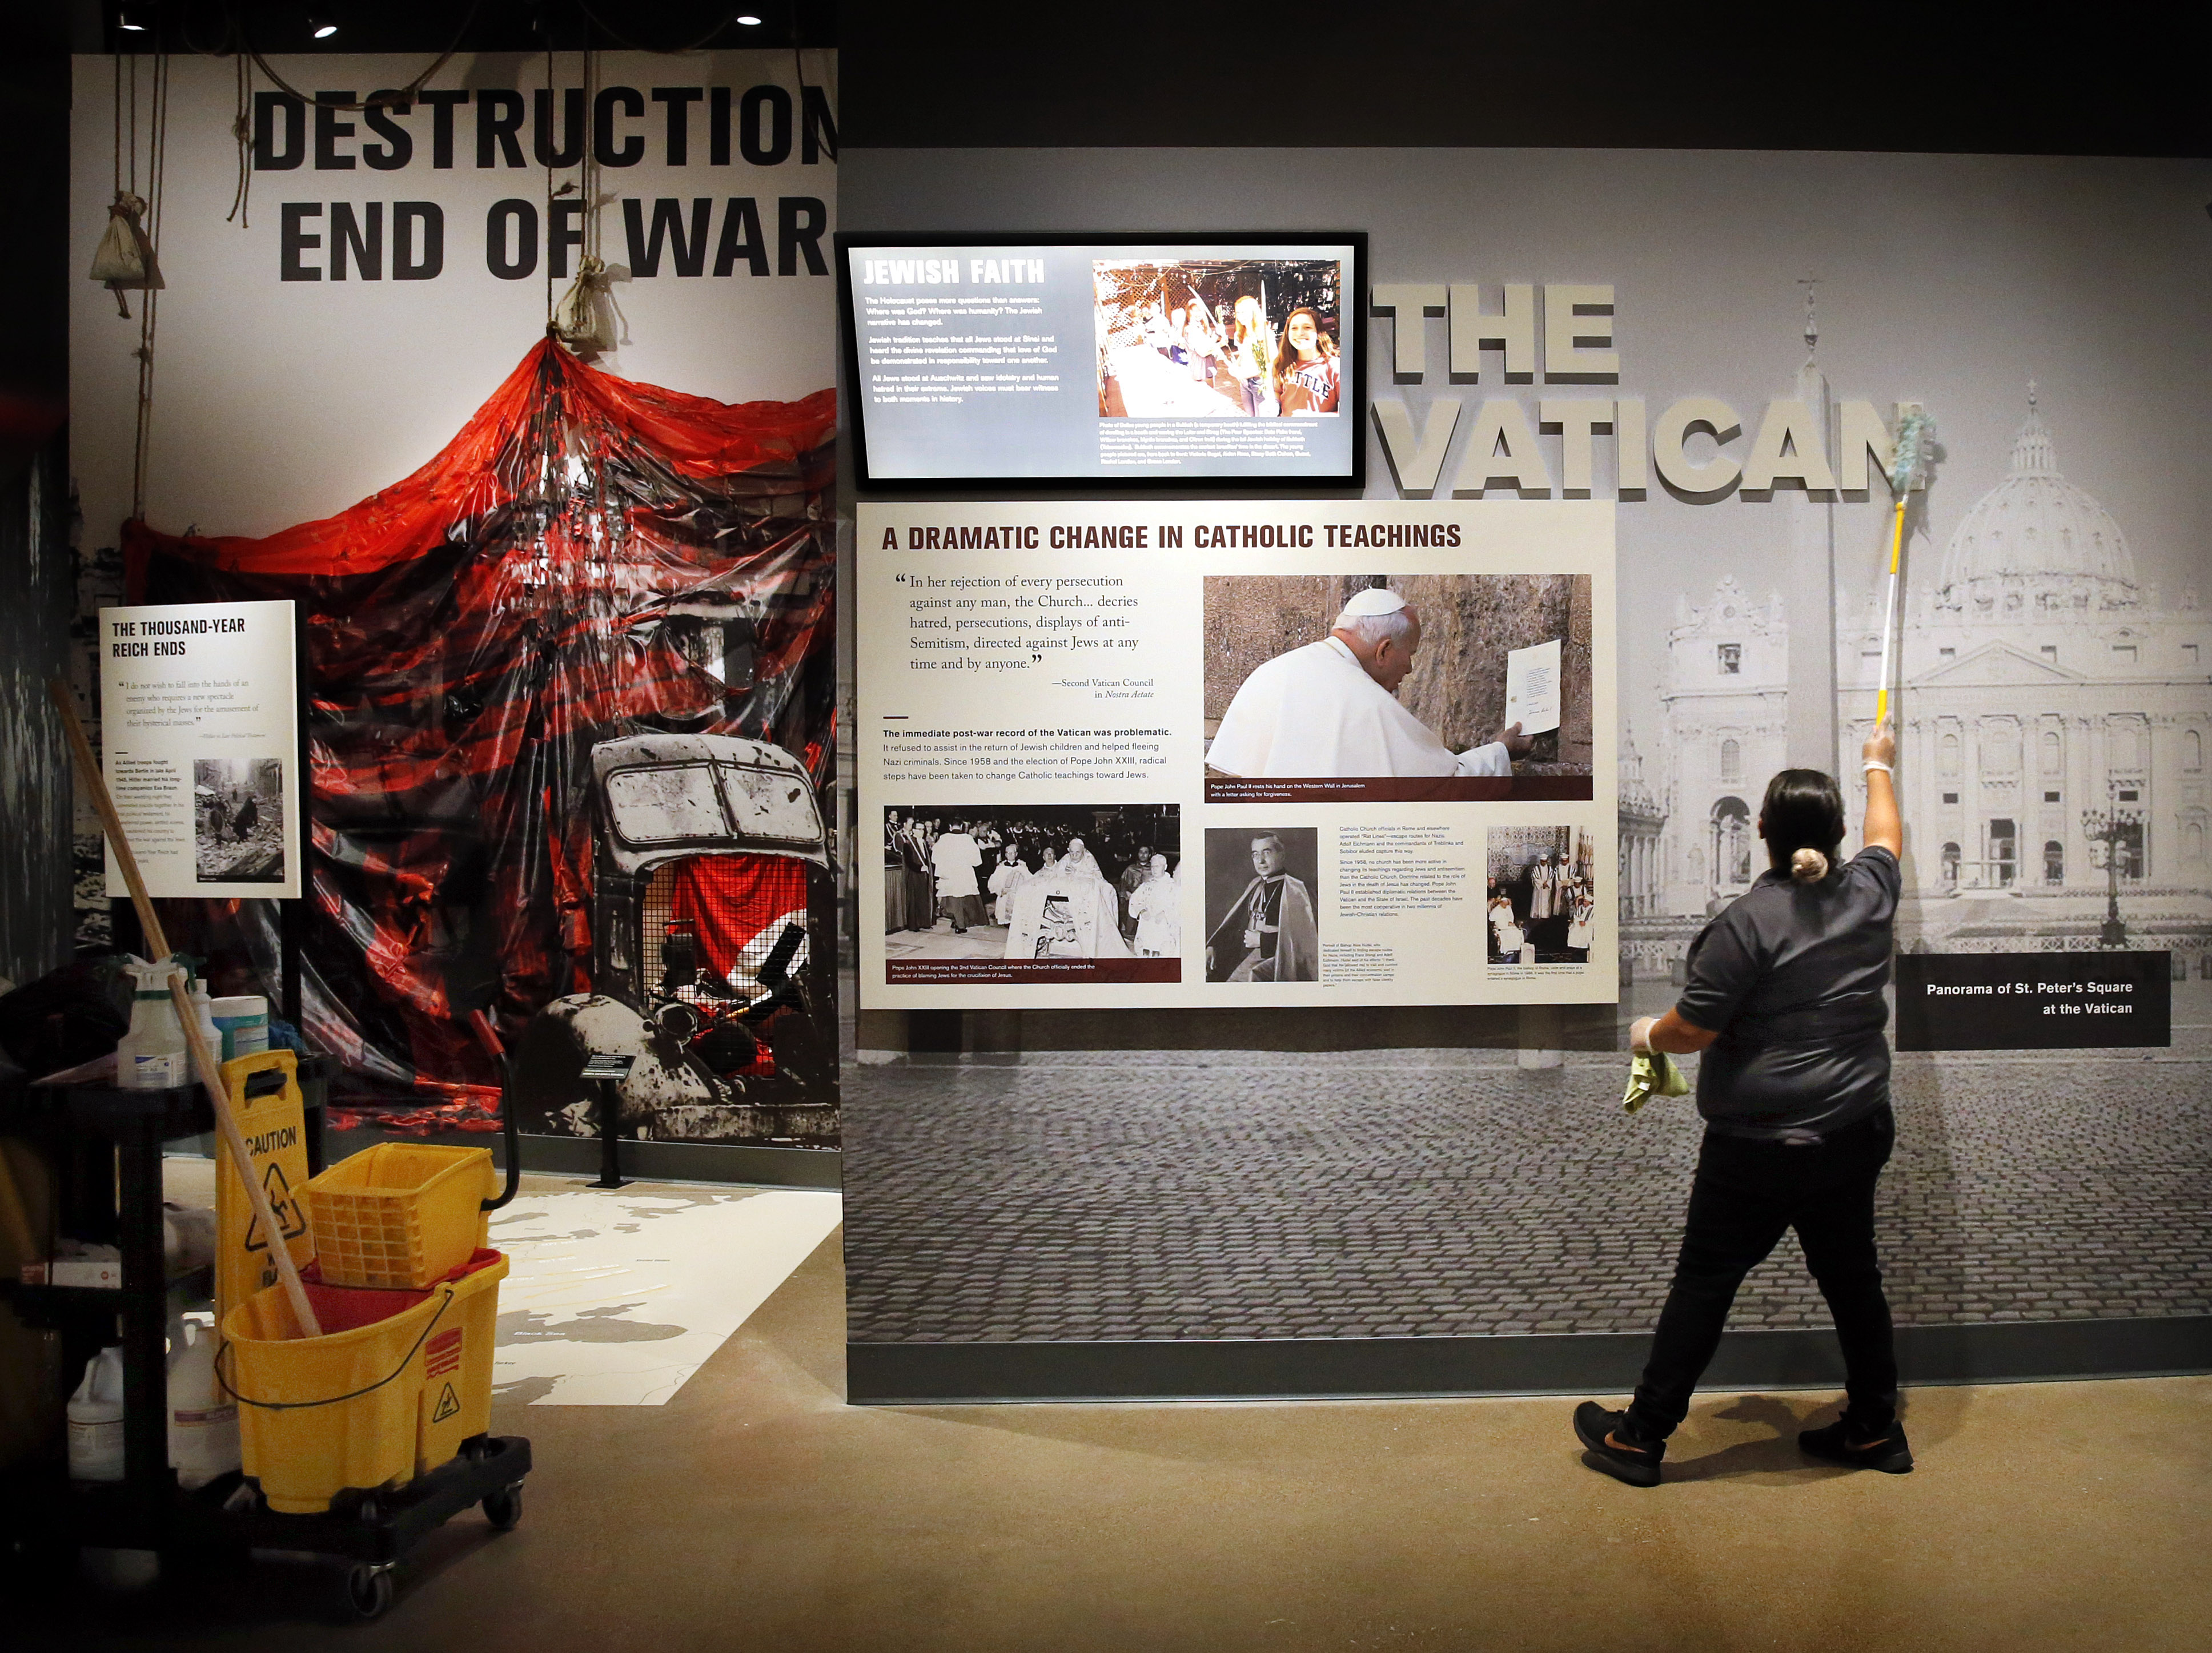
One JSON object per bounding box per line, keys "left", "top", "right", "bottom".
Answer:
{"left": 1574, "top": 1409, "right": 1661, "bottom": 1487}
{"left": 1799, "top": 1434, "right": 1914, "bottom": 1475}
{"left": 1580, "top": 1446, "right": 1663, "bottom": 1487}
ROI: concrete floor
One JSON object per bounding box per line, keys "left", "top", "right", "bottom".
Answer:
{"left": 18, "top": 1172, "right": 2211, "bottom": 1652}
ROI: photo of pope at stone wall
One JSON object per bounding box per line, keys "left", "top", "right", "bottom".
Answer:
{"left": 1203, "top": 573, "right": 1592, "bottom": 799}
{"left": 1203, "top": 828, "right": 1320, "bottom": 983}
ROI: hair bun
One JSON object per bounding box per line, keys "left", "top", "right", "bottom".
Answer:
{"left": 1790, "top": 847, "right": 1830, "bottom": 884}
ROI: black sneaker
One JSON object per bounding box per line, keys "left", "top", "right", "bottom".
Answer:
{"left": 1798, "top": 1417, "right": 1914, "bottom": 1474}
{"left": 1573, "top": 1402, "right": 1664, "bottom": 1487}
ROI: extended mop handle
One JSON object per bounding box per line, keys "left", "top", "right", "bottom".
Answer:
{"left": 1874, "top": 497, "right": 1906, "bottom": 727}
{"left": 1874, "top": 409, "right": 1934, "bottom": 730}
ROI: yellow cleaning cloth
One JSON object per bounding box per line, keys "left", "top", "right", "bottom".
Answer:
{"left": 1621, "top": 1049, "right": 1690, "bottom": 1114}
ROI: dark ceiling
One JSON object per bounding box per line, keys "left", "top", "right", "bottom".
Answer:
{"left": 77, "top": 0, "right": 836, "bottom": 54}
{"left": 837, "top": 1, "right": 2212, "bottom": 156}
{"left": 6, "top": 0, "right": 2206, "bottom": 411}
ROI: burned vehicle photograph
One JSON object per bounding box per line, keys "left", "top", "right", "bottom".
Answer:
{"left": 510, "top": 731, "right": 838, "bottom": 1145}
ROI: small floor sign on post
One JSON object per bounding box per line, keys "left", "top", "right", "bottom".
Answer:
{"left": 579, "top": 1052, "right": 636, "bottom": 1189}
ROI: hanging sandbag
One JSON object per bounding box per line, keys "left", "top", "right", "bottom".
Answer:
{"left": 90, "top": 190, "right": 164, "bottom": 317}
{"left": 551, "top": 256, "right": 617, "bottom": 356}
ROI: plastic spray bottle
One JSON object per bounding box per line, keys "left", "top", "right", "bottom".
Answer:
{"left": 115, "top": 957, "right": 189, "bottom": 1090}
{"left": 188, "top": 976, "right": 220, "bottom": 1068}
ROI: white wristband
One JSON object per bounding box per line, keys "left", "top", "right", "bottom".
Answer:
{"left": 1863, "top": 761, "right": 1892, "bottom": 774}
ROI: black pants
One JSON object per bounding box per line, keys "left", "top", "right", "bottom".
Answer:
{"left": 1626, "top": 1106, "right": 1897, "bottom": 1440}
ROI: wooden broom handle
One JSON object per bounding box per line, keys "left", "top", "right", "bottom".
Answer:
{"left": 46, "top": 679, "right": 323, "bottom": 1338}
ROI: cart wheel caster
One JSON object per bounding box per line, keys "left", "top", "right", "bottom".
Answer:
{"left": 343, "top": 1562, "right": 396, "bottom": 1621}
{"left": 482, "top": 1485, "right": 523, "bottom": 1531}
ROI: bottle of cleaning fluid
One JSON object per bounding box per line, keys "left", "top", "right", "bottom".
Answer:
{"left": 116, "top": 957, "right": 189, "bottom": 1090}
{"left": 188, "top": 976, "right": 220, "bottom": 1067}
{"left": 167, "top": 1315, "right": 240, "bottom": 1489}
{"left": 69, "top": 1346, "right": 127, "bottom": 1481}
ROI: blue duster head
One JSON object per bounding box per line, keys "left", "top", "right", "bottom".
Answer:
{"left": 1890, "top": 409, "right": 1936, "bottom": 496}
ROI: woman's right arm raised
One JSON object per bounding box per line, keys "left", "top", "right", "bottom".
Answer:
{"left": 1862, "top": 723, "right": 1902, "bottom": 858}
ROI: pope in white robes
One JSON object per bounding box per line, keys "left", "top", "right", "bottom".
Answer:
{"left": 1127, "top": 854, "right": 1182, "bottom": 957}
{"left": 1206, "top": 588, "right": 1532, "bottom": 779}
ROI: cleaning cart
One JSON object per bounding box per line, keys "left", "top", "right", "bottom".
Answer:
{"left": 0, "top": 1044, "right": 530, "bottom": 1621}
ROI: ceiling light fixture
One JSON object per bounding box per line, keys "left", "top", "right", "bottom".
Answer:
{"left": 117, "top": 5, "right": 148, "bottom": 29}
{"left": 735, "top": 14, "right": 764, "bottom": 24}
{"left": 308, "top": 15, "right": 338, "bottom": 38}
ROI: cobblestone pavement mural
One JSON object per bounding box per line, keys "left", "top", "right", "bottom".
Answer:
{"left": 844, "top": 1032, "right": 2212, "bottom": 1344}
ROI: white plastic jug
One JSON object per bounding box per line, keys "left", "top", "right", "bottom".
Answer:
{"left": 167, "top": 1316, "right": 240, "bottom": 1489}
{"left": 68, "top": 1346, "right": 127, "bottom": 1482}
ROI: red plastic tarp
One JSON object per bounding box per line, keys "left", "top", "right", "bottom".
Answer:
{"left": 128, "top": 340, "right": 837, "bottom": 1123}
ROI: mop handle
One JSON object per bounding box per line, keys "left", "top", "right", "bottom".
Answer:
{"left": 1874, "top": 495, "right": 1906, "bottom": 727}
{"left": 46, "top": 679, "right": 323, "bottom": 1338}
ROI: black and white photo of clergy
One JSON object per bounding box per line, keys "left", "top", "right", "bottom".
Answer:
{"left": 1203, "top": 828, "right": 1320, "bottom": 983}
{"left": 883, "top": 804, "right": 1181, "bottom": 962}
{"left": 1486, "top": 825, "right": 1598, "bottom": 966}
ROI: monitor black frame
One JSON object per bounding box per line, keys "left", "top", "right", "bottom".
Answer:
{"left": 836, "top": 230, "right": 1369, "bottom": 493}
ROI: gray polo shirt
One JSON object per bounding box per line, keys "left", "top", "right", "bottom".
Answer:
{"left": 1676, "top": 846, "right": 1900, "bottom": 1141}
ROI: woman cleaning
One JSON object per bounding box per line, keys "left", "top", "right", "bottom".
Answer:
{"left": 1575, "top": 723, "right": 1909, "bottom": 1486}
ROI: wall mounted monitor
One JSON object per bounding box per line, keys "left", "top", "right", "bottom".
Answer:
{"left": 837, "top": 233, "right": 1367, "bottom": 490}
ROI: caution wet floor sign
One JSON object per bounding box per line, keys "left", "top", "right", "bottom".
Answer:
{"left": 215, "top": 1050, "right": 312, "bottom": 1324}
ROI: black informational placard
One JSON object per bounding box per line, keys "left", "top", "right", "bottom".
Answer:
{"left": 1894, "top": 951, "right": 2171, "bottom": 1051}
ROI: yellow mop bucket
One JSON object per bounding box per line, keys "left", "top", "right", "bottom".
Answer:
{"left": 219, "top": 1249, "right": 508, "bottom": 1515}
{"left": 302, "top": 1143, "right": 496, "bottom": 1290}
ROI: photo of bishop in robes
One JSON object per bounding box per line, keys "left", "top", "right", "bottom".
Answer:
{"left": 1204, "top": 830, "right": 1320, "bottom": 983}
{"left": 1202, "top": 574, "right": 1593, "bottom": 799}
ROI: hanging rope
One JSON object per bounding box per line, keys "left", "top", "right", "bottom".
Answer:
{"left": 551, "top": 49, "right": 615, "bottom": 356}
{"left": 226, "top": 49, "right": 253, "bottom": 227}
{"left": 130, "top": 53, "right": 171, "bottom": 523}
{"left": 544, "top": 42, "right": 557, "bottom": 327}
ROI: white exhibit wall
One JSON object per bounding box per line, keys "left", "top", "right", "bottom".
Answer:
{"left": 70, "top": 50, "right": 838, "bottom": 553}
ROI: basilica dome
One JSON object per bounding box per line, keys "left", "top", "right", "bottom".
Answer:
{"left": 1936, "top": 393, "right": 2137, "bottom": 605}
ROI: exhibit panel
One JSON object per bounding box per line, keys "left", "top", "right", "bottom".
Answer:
{"left": 857, "top": 500, "right": 1615, "bottom": 1009}
{"left": 98, "top": 600, "right": 302, "bottom": 902}
{"left": 841, "top": 144, "right": 2212, "bottom": 1399}
{"left": 67, "top": 51, "right": 844, "bottom": 1148}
